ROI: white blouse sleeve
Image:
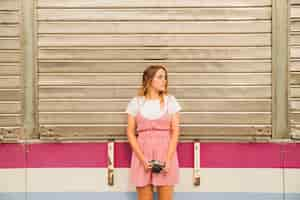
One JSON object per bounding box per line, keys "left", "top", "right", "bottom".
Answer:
{"left": 125, "top": 97, "right": 139, "bottom": 117}
{"left": 168, "top": 95, "right": 182, "bottom": 114}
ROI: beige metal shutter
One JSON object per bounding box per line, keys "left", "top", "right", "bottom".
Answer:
{"left": 37, "top": 0, "right": 272, "bottom": 140}
{"left": 289, "top": 0, "right": 300, "bottom": 139}
{"left": 0, "top": 0, "right": 23, "bottom": 142}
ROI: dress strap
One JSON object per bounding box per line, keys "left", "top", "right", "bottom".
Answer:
{"left": 166, "top": 95, "right": 169, "bottom": 114}
{"left": 137, "top": 96, "right": 142, "bottom": 115}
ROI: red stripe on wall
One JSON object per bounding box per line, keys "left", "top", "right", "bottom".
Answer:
{"left": 0, "top": 142, "right": 299, "bottom": 169}
{"left": 0, "top": 144, "right": 25, "bottom": 168}
{"left": 282, "top": 143, "right": 300, "bottom": 168}
{"left": 200, "top": 143, "right": 282, "bottom": 168}
{"left": 27, "top": 143, "right": 107, "bottom": 168}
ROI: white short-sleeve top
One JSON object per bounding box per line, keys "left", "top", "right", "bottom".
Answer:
{"left": 125, "top": 94, "right": 182, "bottom": 120}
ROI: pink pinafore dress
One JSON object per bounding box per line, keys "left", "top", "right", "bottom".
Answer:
{"left": 129, "top": 96, "right": 179, "bottom": 187}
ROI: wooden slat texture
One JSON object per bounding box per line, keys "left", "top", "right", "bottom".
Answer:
{"left": 0, "top": 64, "right": 20, "bottom": 75}
{"left": 290, "top": 87, "right": 300, "bottom": 97}
{"left": 0, "top": 115, "right": 22, "bottom": 126}
{"left": 289, "top": 100, "right": 300, "bottom": 112}
{"left": 39, "top": 125, "right": 271, "bottom": 137}
{"left": 289, "top": 112, "right": 300, "bottom": 124}
{"left": 289, "top": 34, "right": 300, "bottom": 45}
{"left": 39, "top": 61, "right": 271, "bottom": 73}
{"left": 291, "top": 0, "right": 300, "bottom": 4}
{"left": 0, "top": 38, "right": 20, "bottom": 49}
{"left": 39, "top": 100, "right": 271, "bottom": 112}
{"left": 0, "top": 76, "right": 20, "bottom": 88}
{"left": 39, "top": 86, "right": 271, "bottom": 99}
{"left": 290, "top": 2, "right": 300, "bottom": 137}
{"left": 0, "top": 0, "right": 22, "bottom": 133}
{"left": 38, "top": 0, "right": 271, "bottom": 8}
{"left": 289, "top": 126, "right": 300, "bottom": 138}
{"left": 289, "top": 73, "right": 300, "bottom": 85}
{"left": 291, "top": 21, "right": 300, "bottom": 32}
{"left": 39, "top": 73, "right": 271, "bottom": 86}
{"left": 288, "top": 47, "right": 300, "bottom": 58}
{"left": 38, "top": 21, "right": 271, "bottom": 34}
{"left": 38, "top": 47, "right": 271, "bottom": 60}
{"left": 0, "top": 12, "right": 19, "bottom": 24}
{"left": 37, "top": 34, "right": 270, "bottom": 48}
{"left": 37, "top": 0, "right": 272, "bottom": 140}
{"left": 0, "top": 50, "right": 20, "bottom": 62}
{"left": 0, "top": 90, "right": 21, "bottom": 101}
{"left": 0, "top": 0, "right": 19, "bottom": 11}
{"left": 39, "top": 112, "right": 271, "bottom": 125}
{"left": 0, "top": 102, "right": 21, "bottom": 113}
{"left": 291, "top": 6, "right": 300, "bottom": 19}
{"left": 37, "top": 8, "right": 271, "bottom": 21}
{"left": 290, "top": 61, "right": 300, "bottom": 71}
{"left": 0, "top": 25, "right": 19, "bottom": 36}
{"left": 38, "top": 34, "right": 271, "bottom": 47}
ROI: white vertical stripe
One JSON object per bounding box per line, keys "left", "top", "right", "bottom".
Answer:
{"left": 107, "top": 141, "right": 114, "bottom": 186}
{"left": 193, "top": 141, "right": 201, "bottom": 185}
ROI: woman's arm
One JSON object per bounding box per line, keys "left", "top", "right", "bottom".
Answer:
{"left": 126, "top": 114, "right": 147, "bottom": 164}
{"left": 165, "top": 112, "right": 180, "bottom": 162}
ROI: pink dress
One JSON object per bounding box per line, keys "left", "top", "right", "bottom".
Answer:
{"left": 129, "top": 97, "right": 179, "bottom": 187}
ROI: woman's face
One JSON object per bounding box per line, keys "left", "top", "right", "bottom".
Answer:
{"left": 150, "top": 69, "right": 167, "bottom": 92}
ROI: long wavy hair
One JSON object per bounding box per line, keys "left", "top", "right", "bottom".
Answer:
{"left": 137, "top": 65, "right": 169, "bottom": 109}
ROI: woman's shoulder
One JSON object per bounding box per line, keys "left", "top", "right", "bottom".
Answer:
{"left": 126, "top": 96, "right": 142, "bottom": 115}
{"left": 130, "top": 95, "right": 143, "bottom": 100}
{"left": 129, "top": 95, "right": 144, "bottom": 104}
{"left": 166, "top": 94, "right": 182, "bottom": 112}
{"left": 166, "top": 94, "right": 177, "bottom": 101}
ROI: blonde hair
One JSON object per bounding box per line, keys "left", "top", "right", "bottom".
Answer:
{"left": 137, "top": 65, "right": 169, "bottom": 109}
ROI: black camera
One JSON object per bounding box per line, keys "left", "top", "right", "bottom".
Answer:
{"left": 148, "top": 160, "right": 166, "bottom": 173}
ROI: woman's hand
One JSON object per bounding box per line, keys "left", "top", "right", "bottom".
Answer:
{"left": 142, "top": 160, "right": 152, "bottom": 172}
{"left": 162, "top": 160, "right": 171, "bottom": 174}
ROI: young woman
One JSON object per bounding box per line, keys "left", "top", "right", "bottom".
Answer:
{"left": 126, "top": 65, "right": 182, "bottom": 200}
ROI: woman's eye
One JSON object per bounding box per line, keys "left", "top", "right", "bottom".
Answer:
{"left": 155, "top": 74, "right": 166, "bottom": 80}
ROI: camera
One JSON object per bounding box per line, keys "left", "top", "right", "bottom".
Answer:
{"left": 148, "top": 160, "right": 166, "bottom": 173}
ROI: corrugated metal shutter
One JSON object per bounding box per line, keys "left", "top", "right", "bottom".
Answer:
{"left": 0, "top": 0, "right": 23, "bottom": 142}
{"left": 37, "top": 0, "right": 272, "bottom": 140}
{"left": 289, "top": 0, "right": 300, "bottom": 139}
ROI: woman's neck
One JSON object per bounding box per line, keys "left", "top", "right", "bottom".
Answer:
{"left": 145, "top": 90, "right": 161, "bottom": 100}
